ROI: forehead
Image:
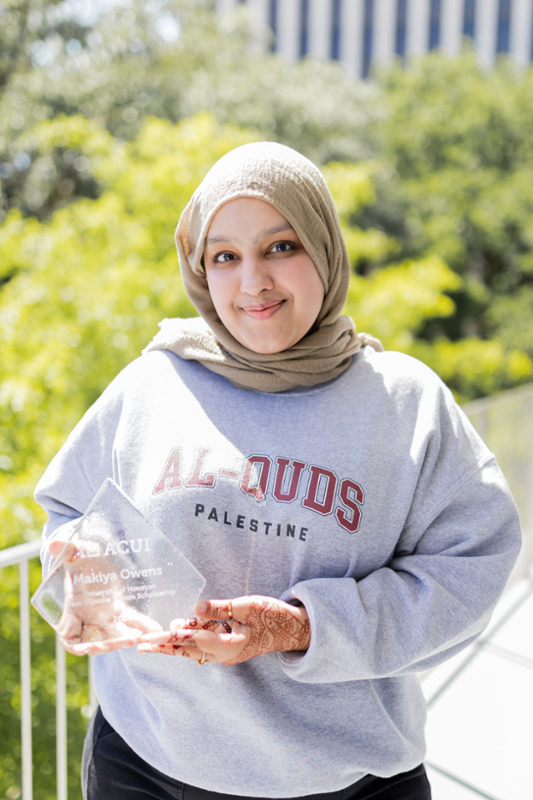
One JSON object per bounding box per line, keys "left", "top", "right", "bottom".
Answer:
{"left": 205, "top": 197, "right": 293, "bottom": 243}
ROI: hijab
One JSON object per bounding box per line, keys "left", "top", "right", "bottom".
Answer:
{"left": 144, "top": 141, "right": 382, "bottom": 392}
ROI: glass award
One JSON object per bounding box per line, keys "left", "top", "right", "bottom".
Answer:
{"left": 31, "top": 478, "right": 205, "bottom": 649}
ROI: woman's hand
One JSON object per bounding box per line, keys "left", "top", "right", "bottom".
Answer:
{"left": 48, "top": 540, "right": 162, "bottom": 655}
{"left": 137, "top": 595, "right": 311, "bottom": 665}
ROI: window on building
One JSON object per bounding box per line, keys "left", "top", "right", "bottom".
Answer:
{"left": 268, "top": 0, "right": 278, "bottom": 52}
{"left": 362, "top": 0, "right": 374, "bottom": 77}
{"left": 463, "top": 0, "right": 476, "bottom": 40}
{"left": 395, "top": 0, "right": 407, "bottom": 57}
{"left": 299, "top": 0, "right": 310, "bottom": 57}
{"left": 331, "top": 0, "right": 342, "bottom": 60}
{"left": 429, "top": 0, "right": 441, "bottom": 49}
{"left": 496, "top": 0, "right": 511, "bottom": 53}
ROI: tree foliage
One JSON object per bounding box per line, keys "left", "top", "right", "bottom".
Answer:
{"left": 363, "top": 52, "right": 533, "bottom": 357}
{"left": 0, "top": 0, "right": 374, "bottom": 221}
{"left": 326, "top": 161, "right": 531, "bottom": 402}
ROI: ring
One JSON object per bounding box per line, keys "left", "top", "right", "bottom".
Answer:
{"left": 227, "top": 599, "right": 233, "bottom": 619}
{"left": 66, "top": 550, "right": 80, "bottom": 563}
{"left": 82, "top": 624, "right": 99, "bottom": 641}
{"left": 198, "top": 652, "right": 208, "bottom": 665}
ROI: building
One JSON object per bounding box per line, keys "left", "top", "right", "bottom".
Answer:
{"left": 216, "top": 0, "right": 533, "bottom": 77}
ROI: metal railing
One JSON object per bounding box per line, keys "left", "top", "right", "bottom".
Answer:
{"left": 1, "top": 382, "right": 532, "bottom": 799}
{"left": 0, "top": 540, "right": 95, "bottom": 800}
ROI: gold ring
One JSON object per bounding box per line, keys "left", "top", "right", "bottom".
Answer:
{"left": 227, "top": 599, "right": 233, "bottom": 619}
{"left": 66, "top": 550, "right": 80, "bottom": 563}
{"left": 198, "top": 652, "right": 208, "bottom": 665}
{"left": 82, "top": 624, "right": 99, "bottom": 641}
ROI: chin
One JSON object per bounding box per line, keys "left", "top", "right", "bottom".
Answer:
{"left": 240, "top": 338, "right": 288, "bottom": 355}
{"left": 248, "top": 344, "right": 283, "bottom": 355}
{"left": 234, "top": 328, "right": 300, "bottom": 354}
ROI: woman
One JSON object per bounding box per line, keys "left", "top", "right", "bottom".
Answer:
{"left": 35, "top": 142, "right": 521, "bottom": 800}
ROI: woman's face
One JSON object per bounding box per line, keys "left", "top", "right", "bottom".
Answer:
{"left": 204, "top": 198, "right": 325, "bottom": 354}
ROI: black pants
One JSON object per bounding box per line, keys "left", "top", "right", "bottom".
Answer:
{"left": 82, "top": 707, "right": 432, "bottom": 800}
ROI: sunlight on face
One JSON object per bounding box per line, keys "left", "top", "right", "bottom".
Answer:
{"left": 204, "top": 198, "right": 325, "bottom": 354}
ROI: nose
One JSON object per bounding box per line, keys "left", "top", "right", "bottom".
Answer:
{"left": 239, "top": 255, "right": 274, "bottom": 295}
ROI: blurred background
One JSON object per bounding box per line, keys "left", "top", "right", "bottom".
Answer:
{"left": 1, "top": 1, "right": 532, "bottom": 798}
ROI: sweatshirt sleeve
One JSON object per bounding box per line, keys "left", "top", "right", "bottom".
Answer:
{"left": 35, "top": 444, "right": 101, "bottom": 574}
{"left": 34, "top": 373, "right": 125, "bottom": 575}
{"left": 279, "top": 448, "right": 521, "bottom": 684}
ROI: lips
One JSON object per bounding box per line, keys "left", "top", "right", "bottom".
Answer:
{"left": 241, "top": 300, "right": 285, "bottom": 320}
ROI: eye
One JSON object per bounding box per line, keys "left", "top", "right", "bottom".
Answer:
{"left": 213, "top": 251, "right": 236, "bottom": 264}
{"left": 269, "top": 241, "right": 295, "bottom": 254}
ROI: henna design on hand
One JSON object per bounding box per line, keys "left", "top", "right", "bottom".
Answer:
{"left": 200, "top": 620, "right": 219, "bottom": 630}
{"left": 183, "top": 618, "right": 218, "bottom": 631}
{"left": 226, "top": 600, "right": 310, "bottom": 666}
{"left": 159, "top": 647, "right": 193, "bottom": 658}
{"left": 152, "top": 598, "right": 308, "bottom": 666}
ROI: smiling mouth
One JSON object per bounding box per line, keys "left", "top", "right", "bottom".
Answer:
{"left": 241, "top": 301, "right": 285, "bottom": 320}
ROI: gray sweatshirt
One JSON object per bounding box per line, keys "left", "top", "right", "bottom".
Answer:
{"left": 35, "top": 347, "right": 521, "bottom": 797}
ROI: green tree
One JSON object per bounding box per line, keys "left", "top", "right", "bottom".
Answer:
{"left": 361, "top": 51, "right": 533, "bottom": 359}
{"left": 325, "top": 161, "right": 532, "bottom": 403}
{"left": 0, "top": 0, "right": 374, "bottom": 222}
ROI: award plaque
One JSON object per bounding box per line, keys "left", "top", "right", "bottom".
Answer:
{"left": 32, "top": 478, "right": 205, "bottom": 648}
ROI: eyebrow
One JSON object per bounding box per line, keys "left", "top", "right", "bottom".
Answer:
{"left": 205, "top": 222, "right": 295, "bottom": 248}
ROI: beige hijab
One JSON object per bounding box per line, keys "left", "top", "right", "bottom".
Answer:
{"left": 144, "top": 142, "right": 382, "bottom": 392}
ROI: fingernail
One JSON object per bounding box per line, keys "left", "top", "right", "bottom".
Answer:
{"left": 194, "top": 601, "right": 208, "bottom": 614}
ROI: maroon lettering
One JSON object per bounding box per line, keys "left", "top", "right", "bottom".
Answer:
{"left": 336, "top": 479, "right": 364, "bottom": 533}
{"left": 302, "top": 466, "right": 337, "bottom": 515}
{"left": 186, "top": 447, "right": 216, "bottom": 487}
{"left": 240, "top": 455, "right": 272, "bottom": 501}
{"left": 219, "top": 468, "right": 239, "bottom": 479}
{"left": 156, "top": 445, "right": 363, "bottom": 537}
{"left": 273, "top": 458, "right": 306, "bottom": 503}
{"left": 153, "top": 447, "right": 183, "bottom": 494}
